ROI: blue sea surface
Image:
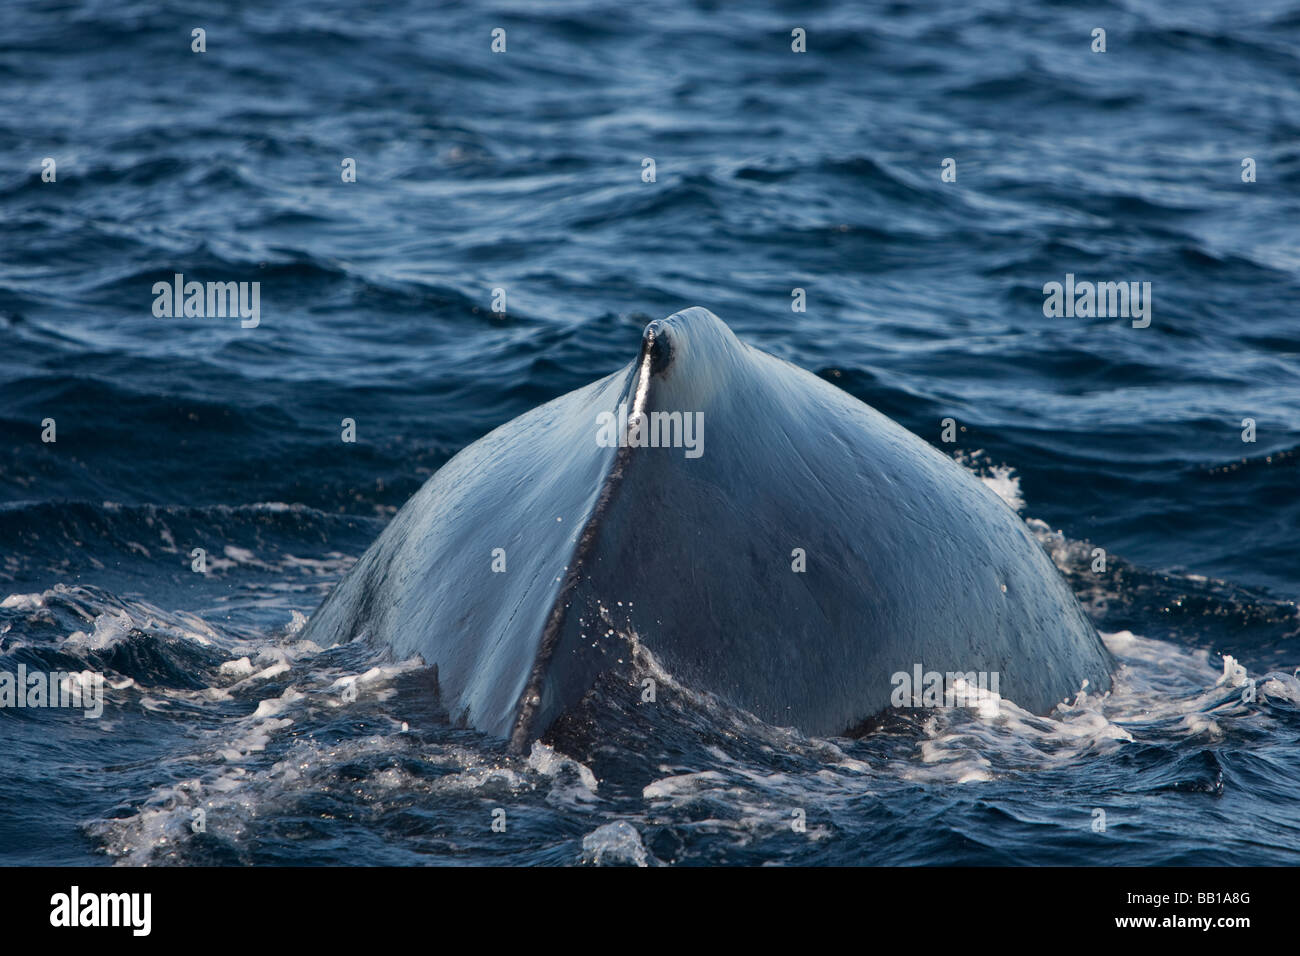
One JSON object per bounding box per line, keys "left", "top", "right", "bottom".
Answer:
{"left": 1, "top": 0, "right": 1298, "bottom": 865}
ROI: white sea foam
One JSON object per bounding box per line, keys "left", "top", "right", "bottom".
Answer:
{"left": 581, "top": 821, "right": 650, "bottom": 866}
{"left": 954, "top": 449, "right": 1025, "bottom": 512}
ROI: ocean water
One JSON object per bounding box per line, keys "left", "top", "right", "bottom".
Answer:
{"left": 1, "top": 0, "right": 1299, "bottom": 865}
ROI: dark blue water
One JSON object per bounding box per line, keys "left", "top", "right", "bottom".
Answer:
{"left": 2, "top": 0, "right": 1299, "bottom": 865}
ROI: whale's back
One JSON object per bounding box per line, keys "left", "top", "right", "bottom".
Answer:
{"left": 302, "top": 308, "right": 1113, "bottom": 748}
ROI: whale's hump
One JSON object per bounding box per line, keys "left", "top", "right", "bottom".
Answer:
{"left": 302, "top": 307, "right": 1113, "bottom": 750}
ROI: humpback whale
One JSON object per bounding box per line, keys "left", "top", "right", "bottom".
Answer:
{"left": 302, "top": 307, "right": 1113, "bottom": 751}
